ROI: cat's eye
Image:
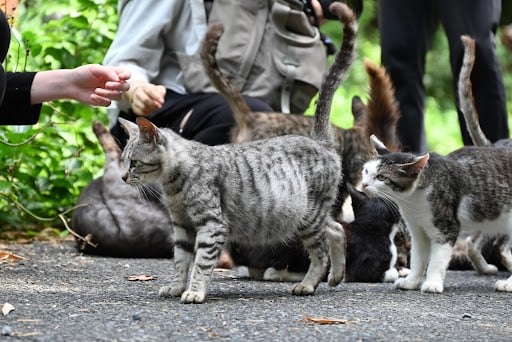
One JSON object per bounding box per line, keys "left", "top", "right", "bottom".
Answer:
{"left": 376, "top": 174, "right": 386, "bottom": 182}
{"left": 130, "top": 160, "right": 140, "bottom": 168}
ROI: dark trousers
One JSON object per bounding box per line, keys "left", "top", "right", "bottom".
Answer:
{"left": 379, "top": 0, "right": 508, "bottom": 153}
{"left": 111, "top": 90, "right": 273, "bottom": 149}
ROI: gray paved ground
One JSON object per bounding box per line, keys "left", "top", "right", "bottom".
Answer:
{"left": 1, "top": 240, "right": 511, "bottom": 341}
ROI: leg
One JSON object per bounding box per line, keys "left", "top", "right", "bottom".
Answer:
{"left": 421, "top": 242, "right": 453, "bottom": 293}
{"left": 152, "top": 92, "right": 272, "bottom": 146}
{"left": 326, "top": 219, "right": 346, "bottom": 286}
{"left": 498, "top": 235, "right": 512, "bottom": 272}
{"left": 466, "top": 233, "right": 498, "bottom": 275}
{"left": 293, "top": 219, "right": 331, "bottom": 295}
{"left": 159, "top": 226, "right": 194, "bottom": 298}
{"left": 378, "top": 0, "right": 431, "bottom": 153}
{"left": 181, "top": 222, "right": 226, "bottom": 304}
{"left": 439, "top": 0, "right": 509, "bottom": 145}
{"left": 395, "top": 225, "right": 430, "bottom": 290}
{"left": 111, "top": 91, "right": 273, "bottom": 149}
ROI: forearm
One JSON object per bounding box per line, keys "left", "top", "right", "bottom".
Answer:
{"left": 30, "top": 69, "right": 74, "bottom": 104}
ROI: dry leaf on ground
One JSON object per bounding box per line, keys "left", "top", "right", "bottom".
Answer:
{"left": 126, "top": 275, "right": 157, "bottom": 281}
{"left": 0, "top": 251, "right": 26, "bottom": 262}
{"left": 301, "top": 315, "right": 348, "bottom": 325}
{"left": 2, "top": 303, "right": 15, "bottom": 316}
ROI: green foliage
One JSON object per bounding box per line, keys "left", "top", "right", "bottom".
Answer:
{"left": 0, "top": 0, "right": 118, "bottom": 233}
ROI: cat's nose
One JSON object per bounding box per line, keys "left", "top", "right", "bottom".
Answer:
{"left": 361, "top": 182, "right": 368, "bottom": 189}
{"left": 121, "top": 173, "right": 128, "bottom": 182}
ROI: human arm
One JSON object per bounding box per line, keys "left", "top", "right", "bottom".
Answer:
{"left": 30, "top": 64, "right": 130, "bottom": 106}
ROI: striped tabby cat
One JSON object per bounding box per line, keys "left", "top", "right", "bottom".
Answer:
{"left": 118, "top": 3, "right": 356, "bottom": 304}
{"left": 362, "top": 134, "right": 512, "bottom": 293}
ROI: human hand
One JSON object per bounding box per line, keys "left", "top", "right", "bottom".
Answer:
{"left": 127, "top": 82, "right": 166, "bottom": 116}
{"left": 69, "top": 64, "right": 131, "bottom": 106}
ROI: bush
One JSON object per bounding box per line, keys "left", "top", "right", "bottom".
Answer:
{"left": 0, "top": 0, "right": 118, "bottom": 235}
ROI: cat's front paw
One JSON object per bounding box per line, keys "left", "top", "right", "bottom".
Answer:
{"left": 291, "top": 283, "right": 315, "bottom": 296}
{"left": 495, "top": 279, "right": 512, "bottom": 292}
{"left": 394, "top": 276, "right": 420, "bottom": 290}
{"left": 420, "top": 280, "right": 444, "bottom": 294}
{"left": 181, "top": 290, "right": 206, "bottom": 304}
{"left": 159, "top": 285, "right": 185, "bottom": 298}
{"left": 383, "top": 268, "right": 399, "bottom": 283}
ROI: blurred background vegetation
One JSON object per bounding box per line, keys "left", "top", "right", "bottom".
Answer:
{"left": 0, "top": 0, "right": 511, "bottom": 237}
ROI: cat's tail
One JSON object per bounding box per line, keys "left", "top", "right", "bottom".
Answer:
{"left": 200, "top": 23, "right": 253, "bottom": 135}
{"left": 364, "top": 59, "right": 401, "bottom": 152}
{"left": 92, "top": 121, "right": 122, "bottom": 163}
{"left": 312, "top": 2, "right": 357, "bottom": 142}
{"left": 458, "top": 35, "right": 491, "bottom": 146}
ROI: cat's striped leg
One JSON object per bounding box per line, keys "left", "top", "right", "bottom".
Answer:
{"left": 181, "top": 220, "right": 226, "bottom": 304}
{"left": 159, "top": 226, "right": 194, "bottom": 298}
{"left": 395, "top": 225, "right": 429, "bottom": 291}
{"left": 293, "top": 221, "right": 330, "bottom": 295}
{"left": 421, "top": 242, "right": 453, "bottom": 293}
{"left": 325, "top": 219, "right": 346, "bottom": 286}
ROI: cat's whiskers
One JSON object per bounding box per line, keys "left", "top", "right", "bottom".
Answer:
{"left": 375, "top": 189, "right": 422, "bottom": 214}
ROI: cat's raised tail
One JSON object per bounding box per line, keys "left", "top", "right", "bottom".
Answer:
{"left": 458, "top": 35, "right": 491, "bottom": 147}
{"left": 312, "top": 2, "right": 357, "bottom": 141}
{"left": 200, "top": 23, "right": 252, "bottom": 133}
{"left": 364, "top": 59, "right": 401, "bottom": 151}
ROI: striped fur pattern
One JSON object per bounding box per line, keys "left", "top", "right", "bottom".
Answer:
{"left": 117, "top": 4, "right": 358, "bottom": 304}
{"left": 362, "top": 136, "right": 512, "bottom": 294}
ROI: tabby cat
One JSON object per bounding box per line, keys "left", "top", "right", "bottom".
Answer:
{"left": 362, "top": 134, "right": 512, "bottom": 293}
{"left": 449, "top": 35, "right": 512, "bottom": 274}
{"left": 72, "top": 122, "right": 174, "bottom": 258}
{"left": 201, "top": 4, "right": 400, "bottom": 217}
{"left": 118, "top": 2, "right": 355, "bottom": 304}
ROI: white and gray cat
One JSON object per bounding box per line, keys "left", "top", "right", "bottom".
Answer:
{"left": 72, "top": 121, "right": 174, "bottom": 258}
{"left": 362, "top": 133, "right": 512, "bottom": 293}
{"left": 118, "top": 3, "right": 357, "bottom": 304}
{"left": 450, "top": 35, "right": 512, "bottom": 274}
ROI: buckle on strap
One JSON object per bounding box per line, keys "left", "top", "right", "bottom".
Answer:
{"left": 280, "top": 56, "right": 299, "bottom": 114}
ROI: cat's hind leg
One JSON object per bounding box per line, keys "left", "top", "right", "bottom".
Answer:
{"left": 466, "top": 233, "right": 498, "bottom": 275}
{"left": 159, "top": 226, "right": 195, "bottom": 298}
{"left": 395, "top": 225, "right": 430, "bottom": 291}
{"left": 292, "top": 221, "right": 330, "bottom": 295}
{"left": 495, "top": 234, "right": 512, "bottom": 292}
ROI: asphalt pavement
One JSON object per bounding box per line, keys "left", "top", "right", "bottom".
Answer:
{"left": 1, "top": 240, "right": 511, "bottom": 341}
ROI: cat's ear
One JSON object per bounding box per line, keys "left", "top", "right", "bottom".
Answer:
{"left": 412, "top": 153, "right": 429, "bottom": 173}
{"left": 347, "top": 183, "right": 366, "bottom": 211}
{"left": 118, "top": 117, "right": 139, "bottom": 137}
{"left": 136, "top": 117, "right": 162, "bottom": 144}
{"left": 351, "top": 95, "right": 367, "bottom": 127}
{"left": 370, "top": 134, "right": 390, "bottom": 155}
